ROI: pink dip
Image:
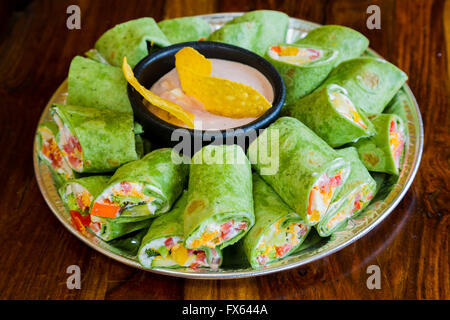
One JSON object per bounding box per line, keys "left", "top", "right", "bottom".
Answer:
{"left": 148, "top": 59, "right": 274, "bottom": 130}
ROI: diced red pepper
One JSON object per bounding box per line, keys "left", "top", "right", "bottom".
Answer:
{"left": 390, "top": 120, "right": 396, "bottom": 133}
{"left": 164, "top": 237, "right": 174, "bottom": 248}
{"left": 307, "top": 48, "right": 320, "bottom": 60}
{"left": 189, "top": 262, "right": 201, "bottom": 269}
{"left": 196, "top": 251, "right": 206, "bottom": 263}
{"left": 120, "top": 181, "right": 132, "bottom": 193}
{"left": 275, "top": 244, "right": 293, "bottom": 257}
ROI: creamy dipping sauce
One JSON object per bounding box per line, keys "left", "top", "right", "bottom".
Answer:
{"left": 148, "top": 59, "right": 274, "bottom": 130}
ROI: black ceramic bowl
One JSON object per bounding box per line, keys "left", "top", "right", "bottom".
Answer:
{"left": 128, "top": 41, "right": 285, "bottom": 154}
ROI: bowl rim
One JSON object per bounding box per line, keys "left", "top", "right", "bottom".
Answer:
{"left": 127, "top": 40, "right": 286, "bottom": 136}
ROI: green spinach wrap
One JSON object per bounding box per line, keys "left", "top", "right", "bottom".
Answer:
{"left": 243, "top": 174, "right": 311, "bottom": 269}
{"left": 317, "top": 147, "right": 377, "bottom": 236}
{"left": 265, "top": 44, "right": 339, "bottom": 104}
{"left": 51, "top": 104, "right": 138, "bottom": 173}
{"left": 138, "top": 193, "right": 223, "bottom": 269}
{"left": 283, "top": 84, "right": 375, "bottom": 147}
{"left": 91, "top": 148, "right": 188, "bottom": 223}
{"left": 247, "top": 117, "right": 351, "bottom": 226}
{"left": 207, "top": 21, "right": 260, "bottom": 52}
{"left": 89, "top": 216, "right": 153, "bottom": 242}
{"left": 319, "top": 57, "right": 408, "bottom": 115}
{"left": 36, "top": 121, "right": 75, "bottom": 187}
{"left": 295, "top": 25, "right": 369, "bottom": 65}
{"left": 184, "top": 144, "right": 255, "bottom": 250}
{"left": 158, "top": 17, "right": 211, "bottom": 43}
{"left": 222, "top": 10, "right": 289, "bottom": 56}
{"left": 67, "top": 56, "right": 132, "bottom": 113}
{"left": 95, "top": 17, "right": 171, "bottom": 68}
{"left": 352, "top": 114, "right": 406, "bottom": 175}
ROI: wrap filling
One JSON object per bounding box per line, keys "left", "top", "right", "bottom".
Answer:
{"left": 307, "top": 170, "right": 344, "bottom": 223}
{"left": 254, "top": 214, "right": 309, "bottom": 267}
{"left": 329, "top": 89, "right": 367, "bottom": 129}
{"left": 53, "top": 114, "right": 83, "bottom": 171}
{"left": 389, "top": 118, "right": 405, "bottom": 169}
{"left": 268, "top": 45, "right": 326, "bottom": 66}
{"left": 91, "top": 181, "right": 162, "bottom": 219}
{"left": 38, "top": 126, "right": 74, "bottom": 178}
{"left": 325, "top": 183, "right": 374, "bottom": 231}
{"left": 139, "top": 236, "right": 221, "bottom": 269}
{"left": 186, "top": 219, "right": 248, "bottom": 249}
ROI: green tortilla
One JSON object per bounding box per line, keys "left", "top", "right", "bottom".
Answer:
{"left": 184, "top": 144, "right": 255, "bottom": 250}
{"left": 138, "top": 193, "right": 223, "bottom": 269}
{"left": 158, "top": 17, "right": 211, "bottom": 43}
{"left": 92, "top": 148, "right": 189, "bottom": 220}
{"left": 207, "top": 21, "right": 260, "bottom": 52}
{"left": 265, "top": 44, "right": 339, "bottom": 104}
{"left": 295, "top": 25, "right": 369, "bottom": 65}
{"left": 95, "top": 17, "right": 171, "bottom": 68}
{"left": 89, "top": 216, "right": 153, "bottom": 242}
{"left": 222, "top": 10, "right": 289, "bottom": 56}
{"left": 319, "top": 57, "right": 408, "bottom": 115}
{"left": 317, "top": 147, "right": 377, "bottom": 236}
{"left": 243, "top": 174, "right": 311, "bottom": 269}
{"left": 247, "top": 117, "right": 351, "bottom": 226}
{"left": 67, "top": 56, "right": 132, "bottom": 114}
{"left": 282, "top": 84, "right": 375, "bottom": 147}
{"left": 352, "top": 114, "right": 407, "bottom": 175}
{"left": 51, "top": 104, "right": 138, "bottom": 173}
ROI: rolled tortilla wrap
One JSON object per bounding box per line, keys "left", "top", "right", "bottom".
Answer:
{"left": 282, "top": 84, "right": 375, "bottom": 147}
{"left": 51, "top": 104, "right": 138, "bottom": 173}
{"left": 317, "top": 147, "right": 377, "bottom": 236}
{"left": 223, "top": 10, "right": 289, "bottom": 56}
{"left": 95, "top": 17, "right": 171, "bottom": 68}
{"left": 158, "top": 17, "right": 211, "bottom": 43}
{"left": 351, "top": 114, "right": 406, "bottom": 175}
{"left": 36, "top": 121, "right": 75, "bottom": 187}
{"left": 243, "top": 174, "right": 311, "bottom": 268}
{"left": 89, "top": 216, "right": 153, "bottom": 242}
{"left": 184, "top": 144, "right": 255, "bottom": 250}
{"left": 138, "top": 193, "right": 222, "bottom": 269}
{"left": 295, "top": 25, "right": 369, "bottom": 65}
{"left": 247, "top": 117, "right": 351, "bottom": 226}
{"left": 207, "top": 21, "right": 260, "bottom": 52}
{"left": 67, "top": 56, "right": 132, "bottom": 113}
{"left": 91, "top": 148, "right": 189, "bottom": 222}
{"left": 265, "top": 44, "right": 339, "bottom": 104}
{"left": 319, "top": 57, "right": 408, "bottom": 115}
{"left": 58, "top": 175, "right": 110, "bottom": 233}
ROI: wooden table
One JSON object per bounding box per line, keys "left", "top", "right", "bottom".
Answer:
{"left": 0, "top": 0, "right": 448, "bottom": 300}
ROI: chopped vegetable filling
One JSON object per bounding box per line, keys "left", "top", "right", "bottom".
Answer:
{"left": 254, "top": 215, "right": 308, "bottom": 267}
{"left": 39, "top": 127, "right": 73, "bottom": 178}
{"left": 389, "top": 119, "right": 405, "bottom": 169}
{"left": 139, "top": 236, "right": 220, "bottom": 269}
{"left": 307, "top": 170, "right": 343, "bottom": 223}
{"left": 326, "top": 183, "right": 374, "bottom": 230}
{"left": 187, "top": 219, "right": 248, "bottom": 249}
{"left": 91, "top": 181, "right": 157, "bottom": 218}
{"left": 268, "top": 45, "right": 324, "bottom": 66}
{"left": 329, "top": 91, "right": 367, "bottom": 129}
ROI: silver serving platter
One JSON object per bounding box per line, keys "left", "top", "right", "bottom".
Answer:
{"left": 33, "top": 13, "right": 423, "bottom": 279}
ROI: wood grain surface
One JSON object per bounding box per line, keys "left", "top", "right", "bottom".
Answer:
{"left": 0, "top": 0, "right": 448, "bottom": 300}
